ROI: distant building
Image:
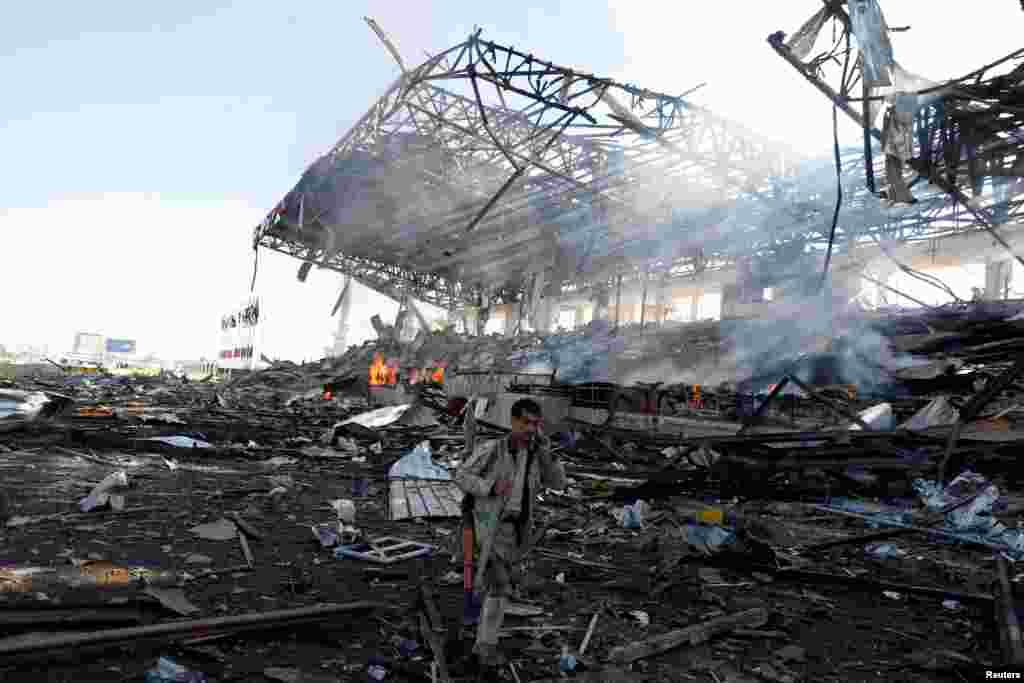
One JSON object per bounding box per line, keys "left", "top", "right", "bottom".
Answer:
{"left": 73, "top": 333, "right": 105, "bottom": 360}
{"left": 12, "top": 344, "right": 52, "bottom": 365}
{"left": 176, "top": 359, "right": 219, "bottom": 380}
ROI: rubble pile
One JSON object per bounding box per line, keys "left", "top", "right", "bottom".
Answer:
{"left": 3, "top": 302, "right": 1024, "bottom": 681}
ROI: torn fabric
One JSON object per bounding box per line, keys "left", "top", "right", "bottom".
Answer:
{"left": 881, "top": 107, "right": 916, "bottom": 204}
{"left": 785, "top": 6, "right": 831, "bottom": 62}
{"left": 848, "top": 0, "right": 894, "bottom": 87}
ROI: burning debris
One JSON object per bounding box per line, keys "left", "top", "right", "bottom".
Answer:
{"left": 2, "top": 299, "right": 1024, "bottom": 679}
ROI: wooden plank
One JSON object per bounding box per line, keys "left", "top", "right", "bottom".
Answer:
{"left": 409, "top": 483, "right": 432, "bottom": 517}
{"left": 419, "top": 484, "right": 448, "bottom": 518}
{"left": 431, "top": 484, "right": 458, "bottom": 517}
{"left": 579, "top": 611, "right": 600, "bottom": 655}
{"left": 389, "top": 481, "right": 410, "bottom": 521}
{"left": 997, "top": 555, "right": 1024, "bottom": 667}
{"left": 406, "top": 486, "right": 430, "bottom": 518}
{"left": 238, "top": 533, "right": 254, "bottom": 568}
{"left": 527, "top": 671, "right": 637, "bottom": 683}
{"left": 436, "top": 483, "right": 464, "bottom": 517}
{"left": 427, "top": 482, "right": 460, "bottom": 518}
{"left": 388, "top": 481, "right": 403, "bottom": 522}
{"left": 418, "top": 585, "right": 451, "bottom": 683}
{"left": 420, "top": 611, "right": 451, "bottom": 683}
{"left": 390, "top": 480, "right": 462, "bottom": 520}
{"left": 608, "top": 608, "right": 768, "bottom": 664}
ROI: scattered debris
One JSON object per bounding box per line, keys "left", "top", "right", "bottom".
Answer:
{"left": 0, "top": 602, "right": 382, "bottom": 656}
{"left": 334, "top": 537, "right": 433, "bottom": 564}
{"left": 145, "top": 656, "right": 206, "bottom": 683}
{"left": 145, "top": 436, "right": 213, "bottom": 449}
{"left": 6, "top": 300, "right": 1024, "bottom": 681}
{"left": 608, "top": 608, "right": 769, "bottom": 664}
{"left": 388, "top": 441, "right": 451, "bottom": 481}
{"left": 145, "top": 587, "right": 201, "bottom": 616}
{"left": 79, "top": 470, "right": 128, "bottom": 513}
{"left": 189, "top": 519, "right": 238, "bottom": 542}
{"left": 0, "top": 389, "right": 70, "bottom": 432}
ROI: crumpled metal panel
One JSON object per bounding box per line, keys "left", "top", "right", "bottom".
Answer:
{"left": 785, "top": 6, "right": 830, "bottom": 61}
{"left": 0, "top": 389, "right": 70, "bottom": 433}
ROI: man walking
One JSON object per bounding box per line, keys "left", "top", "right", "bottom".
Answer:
{"left": 455, "top": 398, "right": 566, "bottom": 673}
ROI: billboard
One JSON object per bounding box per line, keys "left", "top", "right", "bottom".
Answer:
{"left": 105, "top": 339, "right": 136, "bottom": 354}
{"left": 218, "top": 295, "right": 262, "bottom": 370}
{"left": 73, "top": 333, "right": 105, "bottom": 358}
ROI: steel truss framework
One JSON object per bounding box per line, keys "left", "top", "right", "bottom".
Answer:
{"left": 769, "top": 1, "right": 1024, "bottom": 268}
{"left": 255, "top": 28, "right": 801, "bottom": 309}
{"left": 257, "top": 18, "right": 1023, "bottom": 312}
{"left": 619, "top": 142, "right": 1018, "bottom": 295}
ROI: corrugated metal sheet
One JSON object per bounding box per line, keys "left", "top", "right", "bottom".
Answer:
{"left": 388, "top": 480, "right": 463, "bottom": 521}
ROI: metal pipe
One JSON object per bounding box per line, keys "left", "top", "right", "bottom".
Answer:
{"left": 801, "top": 491, "right": 983, "bottom": 555}
{"left": 938, "top": 352, "right": 1024, "bottom": 482}
{"left": 0, "top": 601, "right": 383, "bottom": 656}
{"left": 810, "top": 504, "right": 1014, "bottom": 555}
{"left": 639, "top": 271, "right": 649, "bottom": 330}
{"left": 738, "top": 377, "right": 791, "bottom": 434}
{"left": 766, "top": 32, "right": 877, "bottom": 140}
{"left": 928, "top": 174, "right": 1024, "bottom": 271}
{"left": 996, "top": 555, "right": 1024, "bottom": 667}
{"left": 769, "top": 566, "right": 993, "bottom": 606}
{"left": 465, "top": 112, "right": 576, "bottom": 233}
{"left": 859, "top": 273, "right": 938, "bottom": 310}
{"left": 786, "top": 374, "right": 872, "bottom": 430}
{"left": 614, "top": 275, "right": 622, "bottom": 330}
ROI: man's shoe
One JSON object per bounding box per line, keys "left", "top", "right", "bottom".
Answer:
{"left": 474, "top": 642, "right": 507, "bottom": 668}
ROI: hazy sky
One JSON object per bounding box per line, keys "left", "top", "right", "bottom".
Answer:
{"left": 2, "top": 1, "right": 1021, "bottom": 361}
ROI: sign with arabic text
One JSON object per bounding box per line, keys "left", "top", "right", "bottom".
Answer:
{"left": 218, "top": 295, "right": 261, "bottom": 370}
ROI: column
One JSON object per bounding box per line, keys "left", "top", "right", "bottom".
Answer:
{"left": 332, "top": 277, "right": 353, "bottom": 356}
{"left": 503, "top": 303, "right": 518, "bottom": 337}
{"left": 535, "top": 295, "right": 555, "bottom": 334}
{"left": 575, "top": 304, "right": 588, "bottom": 328}
{"left": 985, "top": 257, "right": 1013, "bottom": 300}
{"left": 592, "top": 284, "right": 610, "bottom": 322}
{"left": 720, "top": 283, "right": 738, "bottom": 319}
{"left": 477, "top": 307, "right": 490, "bottom": 336}
{"left": 461, "top": 307, "right": 478, "bottom": 336}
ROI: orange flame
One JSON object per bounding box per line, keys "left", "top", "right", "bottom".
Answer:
{"left": 369, "top": 353, "right": 388, "bottom": 386}
{"left": 408, "top": 365, "right": 445, "bottom": 385}
{"left": 369, "top": 353, "right": 398, "bottom": 386}
{"left": 689, "top": 385, "right": 703, "bottom": 410}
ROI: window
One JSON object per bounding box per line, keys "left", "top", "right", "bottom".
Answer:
{"left": 698, "top": 292, "right": 722, "bottom": 321}
{"left": 483, "top": 315, "right": 505, "bottom": 335}
{"left": 558, "top": 308, "right": 576, "bottom": 330}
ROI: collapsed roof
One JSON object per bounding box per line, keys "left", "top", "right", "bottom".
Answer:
{"left": 255, "top": 27, "right": 801, "bottom": 309}
{"left": 257, "top": 16, "right": 1024, "bottom": 312}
